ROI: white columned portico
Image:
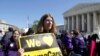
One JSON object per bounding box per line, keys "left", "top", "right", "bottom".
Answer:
{"left": 63, "top": 3, "right": 100, "bottom": 34}
{"left": 93, "top": 12, "right": 97, "bottom": 32}
{"left": 82, "top": 14, "right": 84, "bottom": 31}
{"left": 87, "top": 13, "right": 91, "bottom": 33}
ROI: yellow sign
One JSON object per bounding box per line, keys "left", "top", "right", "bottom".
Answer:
{"left": 24, "top": 47, "right": 62, "bottom": 56}
{"left": 18, "top": 33, "right": 63, "bottom": 56}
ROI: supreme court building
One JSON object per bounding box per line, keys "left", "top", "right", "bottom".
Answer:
{"left": 63, "top": 3, "right": 100, "bottom": 33}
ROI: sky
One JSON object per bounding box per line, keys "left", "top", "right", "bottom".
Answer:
{"left": 0, "top": 0, "right": 100, "bottom": 28}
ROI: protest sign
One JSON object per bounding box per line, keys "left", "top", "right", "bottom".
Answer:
{"left": 18, "top": 33, "right": 63, "bottom": 56}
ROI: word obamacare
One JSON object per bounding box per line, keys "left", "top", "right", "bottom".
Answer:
{"left": 37, "top": 51, "right": 62, "bottom": 56}
{"left": 24, "top": 51, "right": 62, "bottom": 56}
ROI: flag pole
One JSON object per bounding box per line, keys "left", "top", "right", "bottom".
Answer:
{"left": 27, "top": 16, "right": 29, "bottom": 28}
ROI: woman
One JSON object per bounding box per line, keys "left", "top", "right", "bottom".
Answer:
{"left": 26, "top": 28, "right": 35, "bottom": 35}
{"left": 72, "top": 30, "right": 86, "bottom": 56}
{"left": 62, "top": 31, "right": 73, "bottom": 56}
{"left": 19, "top": 13, "right": 67, "bottom": 56}
{"left": 36, "top": 13, "right": 67, "bottom": 56}
{"left": 36, "top": 13, "right": 56, "bottom": 34}
{"left": 6, "top": 30, "right": 22, "bottom": 56}
{"left": 89, "top": 34, "right": 98, "bottom": 56}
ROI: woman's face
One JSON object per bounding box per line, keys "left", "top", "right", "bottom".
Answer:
{"left": 71, "top": 32, "right": 74, "bottom": 37}
{"left": 13, "top": 31, "right": 20, "bottom": 40}
{"left": 44, "top": 16, "right": 53, "bottom": 31}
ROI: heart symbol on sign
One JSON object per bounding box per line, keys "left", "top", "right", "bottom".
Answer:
{"left": 43, "top": 35, "right": 53, "bottom": 47}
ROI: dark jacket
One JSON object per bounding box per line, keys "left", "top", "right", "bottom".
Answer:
{"left": 0, "top": 45, "right": 4, "bottom": 56}
{"left": 72, "top": 34, "right": 86, "bottom": 54}
{"left": 63, "top": 34, "right": 73, "bottom": 50}
{"left": 0, "top": 39, "right": 5, "bottom": 56}
{"left": 7, "top": 37, "right": 19, "bottom": 56}
{"left": 1, "top": 32, "right": 13, "bottom": 49}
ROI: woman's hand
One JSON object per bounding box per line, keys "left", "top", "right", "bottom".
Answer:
{"left": 18, "top": 48, "right": 24, "bottom": 56}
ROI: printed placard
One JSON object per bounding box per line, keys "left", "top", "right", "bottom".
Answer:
{"left": 18, "top": 33, "right": 63, "bottom": 56}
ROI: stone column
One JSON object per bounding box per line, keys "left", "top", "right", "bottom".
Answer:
{"left": 64, "top": 18, "right": 66, "bottom": 30}
{"left": 82, "top": 14, "right": 84, "bottom": 31}
{"left": 76, "top": 15, "right": 79, "bottom": 30}
{"left": 68, "top": 17, "right": 69, "bottom": 31}
{"left": 93, "top": 12, "right": 97, "bottom": 32}
{"left": 72, "top": 16, "right": 74, "bottom": 30}
{"left": 87, "top": 13, "right": 91, "bottom": 33}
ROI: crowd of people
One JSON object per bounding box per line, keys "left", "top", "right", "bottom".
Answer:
{"left": 57, "top": 30, "right": 100, "bottom": 56}
{"left": 0, "top": 13, "right": 99, "bottom": 56}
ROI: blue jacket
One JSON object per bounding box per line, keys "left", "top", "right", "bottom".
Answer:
{"left": 0, "top": 42, "right": 4, "bottom": 56}
{"left": 72, "top": 34, "right": 86, "bottom": 53}
{"left": 62, "top": 34, "right": 73, "bottom": 50}
{"left": 0, "top": 48, "right": 4, "bottom": 56}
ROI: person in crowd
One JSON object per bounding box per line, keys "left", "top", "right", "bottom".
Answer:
{"left": 96, "top": 37, "right": 100, "bottom": 56}
{"left": 19, "top": 13, "right": 66, "bottom": 56}
{"left": 70, "top": 30, "right": 74, "bottom": 37}
{"left": 58, "top": 32, "right": 68, "bottom": 56}
{"left": 26, "top": 28, "right": 35, "bottom": 35}
{"left": 6, "top": 30, "right": 22, "bottom": 56}
{"left": 1, "top": 27, "right": 14, "bottom": 56}
{"left": 0, "top": 43, "right": 4, "bottom": 56}
{"left": 0, "top": 30, "right": 4, "bottom": 56}
{"left": 37, "top": 13, "right": 69, "bottom": 56}
{"left": 86, "top": 35, "right": 91, "bottom": 56}
{"left": 60, "top": 31, "right": 73, "bottom": 56}
{"left": 36, "top": 13, "right": 56, "bottom": 34}
{"left": 89, "top": 34, "right": 98, "bottom": 56}
{"left": 1, "top": 27, "right": 14, "bottom": 45}
{"left": 72, "top": 30, "right": 86, "bottom": 56}
{"left": 0, "top": 30, "right": 4, "bottom": 41}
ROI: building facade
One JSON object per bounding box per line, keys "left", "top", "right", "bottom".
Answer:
{"left": 0, "top": 20, "right": 19, "bottom": 32}
{"left": 63, "top": 3, "right": 100, "bottom": 33}
{"left": 56, "top": 25, "right": 64, "bottom": 35}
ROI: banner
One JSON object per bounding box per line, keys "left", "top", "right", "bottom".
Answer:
{"left": 18, "top": 33, "right": 63, "bottom": 56}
